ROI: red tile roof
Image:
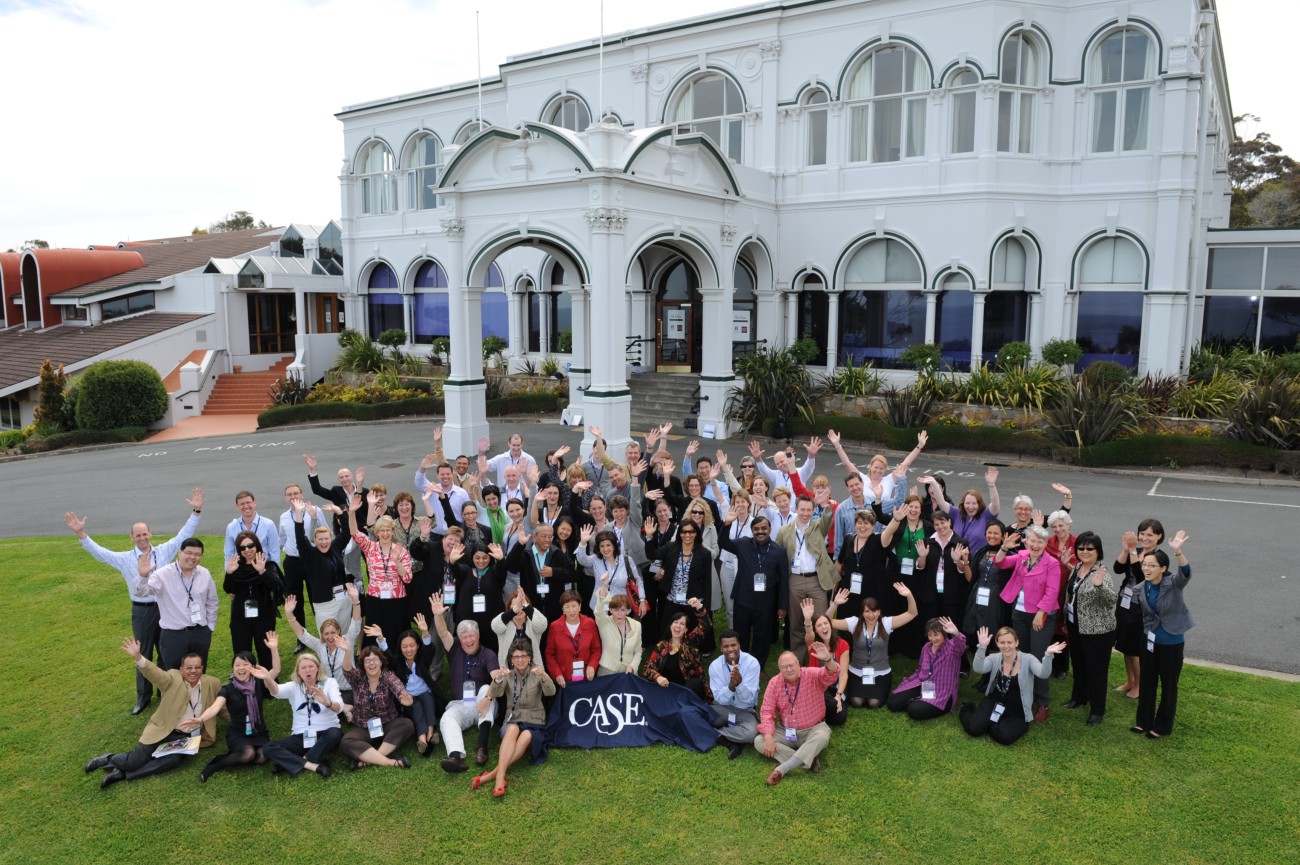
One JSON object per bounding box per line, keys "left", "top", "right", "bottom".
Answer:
{"left": 0, "top": 312, "right": 208, "bottom": 392}
{"left": 0, "top": 252, "right": 19, "bottom": 327}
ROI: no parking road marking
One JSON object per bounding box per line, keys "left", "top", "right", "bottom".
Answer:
{"left": 1146, "top": 477, "right": 1300, "bottom": 508}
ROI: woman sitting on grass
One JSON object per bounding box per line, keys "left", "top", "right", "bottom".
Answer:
{"left": 473, "top": 639, "right": 556, "bottom": 797}
{"left": 261, "top": 653, "right": 344, "bottom": 778}
{"left": 189, "top": 633, "right": 281, "bottom": 782}
{"left": 961, "top": 626, "right": 1066, "bottom": 745}
{"left": 886, "top": 617, "right": 966, "bottom": 720}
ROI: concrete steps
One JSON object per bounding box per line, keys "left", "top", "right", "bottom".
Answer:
{"left": 202, "top": 357, "right": 292, "bottom": 415}
{"left": 628, "top": 372, "right": 701, "bottom": 431}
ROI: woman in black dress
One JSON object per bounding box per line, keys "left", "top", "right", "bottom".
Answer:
{"left": 189, "top": 634, "right": 280, "bottom": 781}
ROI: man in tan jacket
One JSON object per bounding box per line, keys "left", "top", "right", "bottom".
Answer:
{"left": 85, "top": 636, "right": 222, "bottom": 789}
{"left": 775, "top": 491, "right": 836, "bottom": 662}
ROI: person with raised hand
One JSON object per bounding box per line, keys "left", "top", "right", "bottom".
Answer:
{"left": 85, "top": 636, "right": 220, "bottom": 789}
{"left": 191, "top": 632, "right": 282, "bottom": 781}
{"left": 1113, "top": 518, "right": 1166, "bottom": 700}
{"left": 708, "top": 631, "right": 762, "bottom": 759}
{"left": 493, "top": 588, "right": 548, "bottom": 658}
{"left": 447, "top": 541, "right": 507, "bottom": 653}
{"left": 348, "top": 494, "right": 412, "bottom": 648}
{"left": 801, "top": 597, "right": 850, "bottom": 726}
{"left": 828, "top": 582, "right": 919, "bottom": 709}
{"left": 284, "top": 591, "right": 361, "bottom": 713}
{"left": 776, "top": 490, "right": 837, "bottom": 662}
{"left": 754, "top": 642, "right": 841, "bottom": 785}
{"left": 962, "top": 626, "right": 1067, "bottom": 745}
{"left": 1133, "top": 531, "right": 1194, "bottom": 739}
{"left": 921, "top": 466, "right": 1001, "bottom": 556}
{"left": 65, "top": 486, "right": 204, "bottom": 713}
{"left": 261, "top": 651, "right": 343, "bottom": 779}
{"left": 291, "top": 498, "right": 354, "bottom": 636}
{"left": 886, "top": 616, "right": 967, "bottom": 720}
{"left": 642, "top": 598, "right": 710, "bottom": 700}
{"left": 339, "top": 634, "right": 414, "bottom": 770}
{"left": 372, "top": 615, "right": 444, "bottom": 757}
{"left": 224, "top": 531, "right": 284, "bottom": 669}
{"left": 594, "top": 575, "right": 643, "bottom": 676}
{"left": 475, "top": 639, "right": 556, "bottom": 797}
{"left": 430, "top": 592, "right": 499, "bottom": 772}
{"left": 994, "top": 525, "right": 1062, "bottom": 723}
{"left": 826, "top": 428, "right": 924, "bottom": 525}
{"left": 133, "top": 538, "right": 219, "bottom": 671}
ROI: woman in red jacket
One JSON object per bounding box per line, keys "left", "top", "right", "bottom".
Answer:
{"left": 544, "top": 591, "right": 601, "bottom": 687}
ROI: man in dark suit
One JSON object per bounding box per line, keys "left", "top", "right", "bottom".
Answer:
{"left": 719, "top": 514, "right": 789, "bottom": 668}
{"left": 303, "top": 454, "right": 368, "bottom": 581}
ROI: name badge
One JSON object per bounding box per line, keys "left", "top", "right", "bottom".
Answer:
{"left": 727, "top": 712, "right": 736, "bottom": 727}
{"left": 302, "top": 728, "right": 317, "bottom": 748}
{"left": 245, "top": 718, "right": 254, "bottom": 736}
{"left": 367, "top": 717, "right": 383, "bottom": 738}
{"left": 753, "top": 572, "right": 766, "bottom": 592}
{"left": 1120, "top": 588, "right": 1133, "bottom": 610}
{"left": 537, "top": 581, "right": 549, "bottom": 596}
{"left": 935, "top": 567, "right": 945, "bottom": 594}
{"left": 649, "top": 561, "right": 662, "bottom": 574}
{"left": 332, "top": 584, "right": 345, "bottom": 598}
{"left": 862, "top": 666, "right": 876, "bottom": 686}
{"left": 379, "top": 589, "right": 393, "bottom": 600}
{"left": 243, "top": 599, "right": 259, "bottom": 619}
{"left": 462, "top": 683, "right": 477, "bottom": 702}
{"left": 976, "top": 587, "right": 991, "bottom": 607}
{"left": 850, "top": 572, "right": 862, "bottom": 594}
{"left": 443, "top": 584, "right": 457, "bottom": 604}
{"left": 472, "top": 594, "right": 486, "bottom": 614}
{"left": 1066, "top": 602, "right": 1075, "bottom": 624}
{"left": 564, "top": 583, "right": 575, "bottom": 593}
{"left": 990, "top": 703, "right": 1005, "bottom": 722}
{"left": 920, "top": 681, "right": 937, "bottom": 701}
{"left": 784, "top": 726, "right": 798, "bottom": 743}
{"left": 1146, "top": 629, "right": 1156, "bottom": 652}
{"left": 571, "top": 660, "right": 585, "bottom": 682}
{"left": 189, "top": 602, "right": 204, "bottom": 624}
{"left": 900, "top": 558, "right": 915, "bottom": 576}
{"left": 1015, "top": 590, "right": 1027, "bottom": 613}
{"left": 671, "top": 589, "right": 686, "bottom": 604}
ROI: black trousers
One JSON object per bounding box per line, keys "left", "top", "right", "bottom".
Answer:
{"left": 263, "top": 728, "right": 343, "bottom": 775}
{"left": 734, "top": 603, "right": 777, "bottom": 669}
{"left": 1137, "top": 641, "right": 1184, "bottom": 735}
{"left": 361, "top": 595, "right": 410, "bottom": 650}
{"left": 107, "top": 730, "right": 189, "bottom": 780}
{"left": 282, "top": 556, "right": 310, "bottom": 636}
{"left": 159, "top": 626, "right": 212, "bottom": 671}
{"left": 229, "top": 603, "right": 277, "bottom": 669}
{"left": 1069, "top": 626, "right": 1116, "bottom": 717}
{"left": 131, "top": 602, "right": 162, "bottom": 699}
{"left": 960, "top": 696, "right": 1030, "bottom": 745}
{"left": 886, "top": 686, "right": 948, "bottom": 720}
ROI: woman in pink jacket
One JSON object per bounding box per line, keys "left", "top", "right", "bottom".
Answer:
{"left": 994, "top": 525, "right": 1061, "bottom": 723}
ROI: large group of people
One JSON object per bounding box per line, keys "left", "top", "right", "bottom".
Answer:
{"left": 73, "top": 422, "right": 1197, "bottom": 791}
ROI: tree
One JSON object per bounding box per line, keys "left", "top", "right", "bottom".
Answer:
{"left": 209, "top": 211, "right": 269, "bottom": 232}
{"left": 1229, "top": 115, "right": 1300, "bottom": 227}
{"left": 32, "top": 359, "right": 69, "bottom": 431}
{"left": 75, "top": 360, "right": 167, "bottom": 430}
{"left": 23, "top": 239, "right": 49, "bottom": 249}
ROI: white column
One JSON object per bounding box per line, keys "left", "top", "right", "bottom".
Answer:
{"left": 923, "top": 290, "right": 938, "bottom": 344}
{"left": 565, "top": 285, "right": 589, "bottom": 425}
{"left": 506, "top": 290, "right": 525, "bottom": 368}
{"left": 440, "top": 218, "right": 489, "bottom": 457}
{"left": 289, "top": 289, "right": 308, "bottom": 381}
{"left": 826, "top": 292, "right": 840, "bottom": 371}
{"left": 539, "top": 293, "right": 551, "bottom": 355}
{"left": 697, "top": 281, "right": 736, "bottom": 437}
{"left": 1027, "top": 290, "right": 1045, "bottom": 353}
{"left": 581, "top": 202, "right": 631, "bottom": 457}
{"left": 756, "top": 285, "right": 783, "bottom": 351}
{"left": 784, "top": 291, "right": 799, "bottom": 346}
{"left": 970, "top": 292, "right": 988, "bottom": 369}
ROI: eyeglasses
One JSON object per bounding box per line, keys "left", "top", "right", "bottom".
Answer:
{"left": 181, "top": 664, "right": 204, "bottom": 671}
{"left": 691, "top": 510, "right": 705, "bottom": 516}
{"left": 740, "top": 463, "right": 754, "bottom": 469}
{"left": 679, "top": 529, "right": 697, "bottom": 535}
{"left": 238, "top": 544, "right": 257, "bottom": 551}
{"left": 1075, "top": 545, "right": 1097, "bottom": 552}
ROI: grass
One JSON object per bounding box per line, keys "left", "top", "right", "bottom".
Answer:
{"left": 3, "top": 534, "right": 1297, "bottom": 865}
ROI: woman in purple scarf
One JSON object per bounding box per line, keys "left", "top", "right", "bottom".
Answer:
{"left": 187, "top": 632, "right": 280, "bottom": 782}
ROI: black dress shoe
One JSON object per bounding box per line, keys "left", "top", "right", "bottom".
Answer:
{"left": 131, "top": 696, "right": 150, "bottom": 715}
{"left": 1062, "top": 700, "right": 1083, "bottom": 710}
{"left": 316, "top": 761, "right": 331, "bottom": 779}
{"left": 727, "top": 743, "right": 744, "bottom": 760}
{"left": 710, "top": 715, "right": 728, "bottom": 729}
{"left": 441, "top": 754, "right": 468, "bottom": 773}
{"left": 85, "top": 754, "right": 113, "bottom": 773}
{"left": 1054, "top": 670, "right": 1068, "bottom": 680}
{"left": 100, "top": 768, "right": 125, "bottom": 789}
{"left": 475, "top": 746, "right": 489, "bottom": 766}
{"left": 393, "top": 756, "right": 411, "bottom": 769}
{"left": 1086, "top": 714, "right": 1104, "bottom": 726}
{"left": 348, "top": 759, "right": 361, "bottom": 771}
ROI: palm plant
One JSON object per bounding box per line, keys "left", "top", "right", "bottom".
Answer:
{"left": 726, "top": 346, "right": 818, "bottom": 431}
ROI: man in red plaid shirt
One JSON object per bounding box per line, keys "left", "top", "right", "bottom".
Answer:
{"left": 754, "top": 641, "right": 839, "bottom": 785}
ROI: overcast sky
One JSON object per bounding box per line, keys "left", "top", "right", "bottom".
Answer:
{"left": 0, "top": 0, "right": 1286, "bottom": 250}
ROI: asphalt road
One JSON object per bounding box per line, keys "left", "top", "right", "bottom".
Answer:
{"left": 5, "top": 418, "right": 1297, "bottom": 674}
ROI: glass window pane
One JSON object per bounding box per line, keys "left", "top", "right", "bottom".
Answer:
{"left": 1113, "top": 239, "right": 1144, "bottom": 282}
{"left": 884, "top": 240, "right": 921, "bottom": 282}
{"left": 367, "top": 293, "right": 404, "bottom": 337}
{"left": 1097, "top": 32, "right": 1124, "bottom": 84}
{"left": 807, "top": 90, "right": 828, "bottom": 106}
{"left": 1122, "top": 87, "right": 1149, "bottom": 150}
{"left": 905, "top": 98, "right": 925, "bottom": 158}
{"left": 1002, "top": 37, "right": 1022, "bottom": 85}
{"left": 983, "top": 290, "right": 1029, "bottom": 358}
{"left": 412, "top": 293, "right": 449, "bottom": 344}
{"left": 1208, "top": 247, "right": 1264, "bottom": 291}
{"left": 696, "top": 119, "right": 721, "bottom": 150}
{"left": 936, "top": 279, "right": 973, "bottom": 371}
{"left": 951, "top": 91, "right": 975, "bottom": 153}
{"left": 874, "top": 48, "right": 904, "bottom": 96}
{"left": 482, "top": 292, "right": 508, "bottom": 340}
{"left": 873, "top": 96, "right": 902, "bottom": 162}
{"left": 1265, "top": 247, "right": 1300, "bottom": 290}
{"left": 1076, "top": 291, "right": 1143, "bottom": 369}
{"left": 727, "top": 119, "right": 742, "bottom": 161}
{"left": 846, "top": 240, "right": 886, "bottom": 283}
{"left": 1123, "top": 31, "right": 1151, "bottom": 81}
{"left": 807, "top": 108, "right": 828, "bottom": 165}
{"left": 1021, "top": 39, "right": 1039, "bottom": 85}
{"left": 1093, "top": 91, "right": 1117, "bottom": 152}
{"left": 368, "top": 263, "right": 398, "bottom": 289}
{"left": 1018, "top": 92, "right": 1034, "bottom": 152}
{"left": 1202, "top": 294, "right": 1259, "bottom": 350}
{"left": 414, "top": 260, "right": 447, "bottom": 288}
{"left": 527, "top": 294, "right": 541, "bottom": 353}
{"left": 839, "top": 289, "right": 927, "bottom": 368}
{"left": 797, "top": 288, "right": 829, "bottom": 366}
{"left": 694, "top": 76, "right": 724, "bottom": 118}
{"left": 1081, "top": 240, "right": 1115, "bottom": 284}
{"left": 1260, "top": 296, "right": 1300, "bottom": 351}
{"left": 994, "top": 239, "right": 1027, "bottom": 284}
{"left": 997, "top": 92, "right": 1014, "bottom": 151}
{"left": 554, "top": 290, "right": 572, "bottom": 342}
{"left": 849, "top": 105, "right": 870, "bottom": 162}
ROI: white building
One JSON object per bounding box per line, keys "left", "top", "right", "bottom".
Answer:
{"left": 335, "top": 0, "right": 1237, "bottom": 456}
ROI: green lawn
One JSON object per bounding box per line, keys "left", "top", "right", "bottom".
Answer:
{"left": 3, "top": 535, "right": 1296, "bottom": 865}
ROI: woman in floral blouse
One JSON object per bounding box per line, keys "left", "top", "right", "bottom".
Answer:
{"left": 1060, "top": 531, "right": 1118, "bottom": 726}
{"left": 642, "top": 599, "right": 712, "bottom": 701}
{"left": 340, "top": 642, "right": 414, "bottom": 769}
{"left": 348, "top": 497, "right": 412, "bottom": 650}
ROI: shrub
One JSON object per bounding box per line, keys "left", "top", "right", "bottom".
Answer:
{"left": 0, "top": 429, "right": 26, "bottom": 449}
{"left": 431, "top": 337, "right": 451, "bottom": 364}
{"left": 1042, "top": 375, "right": 1140, "bottom": 448}
{"left": 336, "top": 329, "right": 387, "bottom": 373}
{"left": 823, "top": 354, "right": 881, "bottom": 397}
{"left": 376, "top": 328, "right": 408, "bottom": 349}
{"left": 881, "top": 386, "right": 935, "bottom": 428}
{"left": 953, "top": 362, "right": 1009, "bottom": 408}
{"left": 1135, "top": 372, "right": 1182, "bottom": 416}
{"left": 20, "top": 426, "right": 147, "bottom": 453}
{"left": 1039, "top": 338, "right": 1083, "bottom": 368}
{"left": 1225, "top": 372, "right": 1300, "bottom": 449}
{"left": 515, "top": 357, "right": 539, "bottom": 375}
{"left": 484, "top": 374, "right": 507, "bottom": 400}
{"left": 898, "top": 343, "right": 942, "bottom": 376}
{"left": 726, "top": 347, "right": 818, "bottom": 431}
{"left": 1001, "top": 363, "right": 1066, "bottom": 410}
{"left": 789, "top": 337, "right": 821, "bottom": 365}
{"left": 995, "top": 341, "right": 1033, "bottom": 370}
{"left": 268, "top": 376, "right": 309, "bottom": 406}
{"left": 1082, "top": 360, "right": 1132, "bottom": 393}
{"left": 540, "top": 356, "right": 563, "bottom": 378}
{"left": 482, "top": 335, "right": 508, "bottom": 368}
{"left": 1081, "top": 434, "right": 1300, "bottom": 474}
{"left": 556, "top": 328, "right": 573, "bottom": 353}
{"left": 33, "top": 359, "right": 69, "bottom": 431}
{"left": 74, "top": 360, "right": 167, "bottom": 431}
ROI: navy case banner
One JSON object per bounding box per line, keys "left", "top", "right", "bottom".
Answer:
{"left": 543, "top": 673, "right": 720, "bottom": 752}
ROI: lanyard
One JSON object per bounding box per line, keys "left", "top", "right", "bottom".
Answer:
{"left": 474, "top": 567, "right": 488, "bottom": 594}
{"left": 863, "top": 621, "right": 878, "bottom": 656}
{"left": 617, "top": 622, "right": 629, "bottom": 664}
{"left": 570, "top": 623, "right": 583, "bottom": 655}
{"left": 755, "top": 542, "right": 768, "bottom": 573}
{"left": 187, "top": 689, "right": 201, "bottom": 717}
{"left": 781, "top": 677, "right": 802, "bottom": 728}
{"left": 511, "top": 670, "right": 530, "bottom": 706}
{"left": 604, "top": 556, "right": 622, "bottom": 586}
{"left": 181, "top": 568, "right": 197, "bottom": 604}
{"left": 794, "top": 528, "right": 807, "bottom": 560}
{"left": 533, "top": 548, "right": 547, "bottom": 573}
{"left": 326, "top": 648, "right": 340, "bottom": 681}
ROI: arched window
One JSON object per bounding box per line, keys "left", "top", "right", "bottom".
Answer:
{"left": 934, "top": 271, "right": 973, "bottom": 371}
{"left": 847, "top": 45, "right": 928, "bottom": 163}
{"left": 366, "top": 263, "right": 403, "bottom": 337}
{"left": 840, "top": 238, "right": 925, "bottom": 367}
{"left": 411, "top": 260, "right": 448, "bottom": 345}
{"left": 672, "top": 73, "right": 745, "bottom": 161}
{"left": 546, "top": 95, "right": 591, "bottom": 132}
{"left": 482, "top": 263, "right": 507, "bottom": 341}
{"left": 1076, "top": 236, "right": 1145, "bottom": 368}
{"left": 986, "top": 237, "right": 1031, "bottom": 362}
{"left": 947, "top": 68, "right": 979, "bottom": 155}
{"left": 998, "top": 31, "right": 1042, "bottom": 154}
{"left": 357, "top": 140, "right": 397, "bottom": 215}
{"left": 454, "top": 120, "right": 489, "bottom": 145}
{"left": 797, "top": 275, "right": 829, "bottom": 367}
{"left": 803, "top": 88, "right": 829, "bottom": 166}
{"left": 1089, "top": 28, "right": 1155, "bottom": 153}
{"left": 403, "top": 132, "right": 442, "bottom": 211}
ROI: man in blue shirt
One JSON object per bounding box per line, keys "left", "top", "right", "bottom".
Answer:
{"left": 708, "top": 631, "right": 761, "bottom": 760}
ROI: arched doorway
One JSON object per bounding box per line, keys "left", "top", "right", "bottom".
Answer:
{"left": 654, "top": 257, "right": 702, "bottom": 372}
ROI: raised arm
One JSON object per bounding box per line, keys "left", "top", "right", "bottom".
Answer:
{"left": 985, "top": 466, "right": 1001, "bottom": 516}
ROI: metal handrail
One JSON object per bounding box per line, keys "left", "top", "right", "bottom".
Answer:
{"left": 172, "top": 349, "right": 228, "bottom": 401}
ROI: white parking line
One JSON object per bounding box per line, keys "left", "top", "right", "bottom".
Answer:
{"left": 1147, "top": 489, "right": 1300, "bottom": 508}
{"left": 1147, "top": 478, "right": 1162, "bottom": 496}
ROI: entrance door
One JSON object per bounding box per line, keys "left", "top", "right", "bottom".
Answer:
{"left": 653, "top": 259, "right": 702, "bottom": 372}
{"left": 247, "top": 294, "right": 296, "bottom": 354}
{"left": 314, "top": 293, "right": 344, "bottom": 334}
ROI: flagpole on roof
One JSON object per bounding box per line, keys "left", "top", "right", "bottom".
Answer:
{"left": 476, "top": 10, "right": 484, "bottom": 128}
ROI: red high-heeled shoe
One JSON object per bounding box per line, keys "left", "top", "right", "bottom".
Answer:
{"left": 492, "top": 780, "right": 508, "bottom": 797}
{"left": 472, "top": 771, "right": 494, "bottom": 791}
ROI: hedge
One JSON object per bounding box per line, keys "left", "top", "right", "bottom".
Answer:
{"left": 257, "top": 393, "right": 564, "bottom": 429}
{"left": 75, "top": 360, "right": 167, "bottom": 430}
{"left": 19, "top": 426, "right": 148, "bottom": 454}
{"left": 759, "top": 415, "right": 1299, "bottom": 474}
